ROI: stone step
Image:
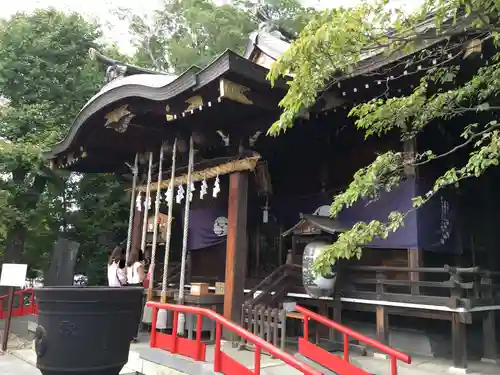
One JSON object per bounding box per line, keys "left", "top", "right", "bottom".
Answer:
{"left": 10, "top": 348, "right": 136, "bottom": 375}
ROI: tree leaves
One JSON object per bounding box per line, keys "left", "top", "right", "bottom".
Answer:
{"left": 268, "top": 0, "right": 500, "bottom": 274}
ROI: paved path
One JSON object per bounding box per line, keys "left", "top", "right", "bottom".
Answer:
{"left": 0, "top": 353, "right": 40, "bottom": 375}
{"left": 4, "top": 336, "right": 500, "bottom": 375}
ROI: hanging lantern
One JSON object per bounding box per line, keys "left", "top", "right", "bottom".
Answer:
{"left": 213, "top": 174, "right": 220, "bottom": 198}
{"left": 200, "top": 178, "right": 208, "bottom": 199}
{"left": 136, "top": 192, "right": 143, "bottom": 212}
{"left": 176, "top": 184, "right": 185, "bottom": 204}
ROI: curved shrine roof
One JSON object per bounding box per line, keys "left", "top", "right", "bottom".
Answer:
{"left": 47, "top": 14, "right": 475, "bottom": 173}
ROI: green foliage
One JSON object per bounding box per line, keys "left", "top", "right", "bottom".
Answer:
{"left": 269, "top": 0, "right": 500, "bottom": 274}
{"left": 69, "top": 174, "right": 130, "bottom": 285}
{"left": 0, "top": 9, "right": 108, "bottom": 277}
{"left": 121, "top": 0, "right": 318, "bottom": 73}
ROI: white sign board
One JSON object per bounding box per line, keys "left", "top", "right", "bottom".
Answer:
{"left": 0, "top": 263, "right": 28, "bottom": 287}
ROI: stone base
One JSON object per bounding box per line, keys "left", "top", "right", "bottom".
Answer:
{"left": 480, "top": 357, "right": 499, "bottom": 365}
{"left": 448, "top": 366, "right": 468, "bottom": 374}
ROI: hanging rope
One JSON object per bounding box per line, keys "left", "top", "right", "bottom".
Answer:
{"left": 135, "top": 154, "right": 261, "bottom": 192}
{"left": 140, "top": 152, "right": 154, "bottom": 255}
{"left": 125, "top": 153, "right": 138, "bottom": 263}
{"left": 161, "top": 138, "right": 177, "bottom": 303}
{"left": 177, "top": 137, "right": 194, "bottom": 335}
{"left": 148, "top": 144, "right": 165, "bottom": 301}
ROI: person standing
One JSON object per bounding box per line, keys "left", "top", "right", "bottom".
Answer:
{"left": 127, "top": 250, "right": 146, "bottom": 342}
{"left": 126, "top": 250, "right": 145, "bottom": 286}
{"left": 107, "top": 246, "right": 126, "bottom": 287}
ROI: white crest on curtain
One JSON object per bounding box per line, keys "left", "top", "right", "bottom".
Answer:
{"left": 213, "top": 217, "right": 228, "bottom": 236}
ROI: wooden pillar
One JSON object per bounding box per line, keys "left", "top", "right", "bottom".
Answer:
{"left": 223, "top": 172, "right": 249, "bottom": 323}
{"left": 278, "top": 225, "right": 284, "bottom": 266}
{"left": 131, "top": 208, "right": 143, "bottom": 253}
{"left": 481, "top": 274, "right": 498, "bottom": 364}
{"left": 408, "top": 248, "right": 423, "bottom": 294}
{"left": 255, "top": 224, "right": 260, "bottom": 277}
{"left": 481, "top": 311, "right": 498, "bottom": 364}
{"left": 332, "top": 300, "right": 342, "bottom": 342}
{"left": 291, "top": 236, "right": 297, "bottom": 265}
{"left": 451, "top": 313, "right": 467, "bottom": 372}
{"left": 186, "top": 251, "right": 192, "bottom": 284}
{"left": 376, "top": 306, "right": 389, "bottom": 346}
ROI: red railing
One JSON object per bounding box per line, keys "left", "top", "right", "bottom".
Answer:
{"left": 0, "top": 288, "right": 38, "bottom": 320}
{"left": 147, "top": 301, "right": 323, "bottom": 375}
{"left": 296, "top": 305, "right": 411, "bottom": 375}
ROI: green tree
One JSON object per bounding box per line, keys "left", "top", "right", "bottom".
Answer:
{"left": 0, "top": 9, "right": 103, "bottom": 273}
{"left": 119, "top": 0, "right": 317, "bottom": 73}
{"left": 268, "top": 0, "right": 500, "bottom": 275}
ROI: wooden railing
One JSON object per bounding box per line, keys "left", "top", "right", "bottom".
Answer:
{"left": 147, "top": 301, "right": 324, "bottom": 375}
{"left": 0, "top": 288, "right": 38, "bottom": 320}
{"left": 296, "top": 305, "right": 411, "bottom": 375}
{"left": 340, "top": 265, "right": 500, "bottom": 309}
{"left": 244, "top": 263, "right": 301, "bottom": 307}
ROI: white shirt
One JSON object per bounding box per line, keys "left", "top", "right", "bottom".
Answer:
{"left": 127, "top": 262, "right": 143, "bottom": 285}
{"left": 108, "top": 262, "right": 126, "bottom": 287}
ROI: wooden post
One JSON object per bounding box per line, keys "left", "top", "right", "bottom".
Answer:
{"left": 278, "top": 226, "right": 284, "bottom": 266}
{"left": 223, "top": 172, "right": 249, "bottom": 324}
{"left": 291, "top": 236, "right": 297, "bottom": 265}
{"left": 408, "top": 248, "right": 422, "bottom": 294}
{"left": 451, "top": 313, "right": 467, "bottom": 372}
{"left": 376, "top": 306, "right": 389, "bottom": 346}
{"left": 1, "top": 286, "right": 15, "bottom": 352}
{"left": 403, "top": 134, "right": 423, "bottom": 295}
{"left": 332, "top": 300, "right": 342, "bottom": 343}
{"left": 481, "top": 311, "right": 498, "bottom": 364}
{"left": 131, "top": 208, "right": 143, "bottom": 254}
{"left": 481, "top": 275, "right": 498, "bottom": 364}
{"left": 375, "top": 270, "right": 389, "bottom": 349}
{"left": 186, "top": 251, "right": 192, "bottom": 285}
{"left": 255, "top": 224, "right": 260, "bottom": 277}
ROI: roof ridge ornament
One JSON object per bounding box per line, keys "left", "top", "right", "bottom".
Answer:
{"left": 88, "top": 48, "right": 175, "bottom": 84}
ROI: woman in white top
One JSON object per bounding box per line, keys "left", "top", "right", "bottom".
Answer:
{"left": 126, "top": 250, "right": 145, "bottom": 286}
{"left": 107, "top": 246, "right": 126, "bottom": 287}
{"left": 126, "top": 250, "right": 145, "bottom": 342}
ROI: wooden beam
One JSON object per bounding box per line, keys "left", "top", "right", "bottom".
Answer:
{"left": 223, "top": 172, "right": 249, "bottom": 324}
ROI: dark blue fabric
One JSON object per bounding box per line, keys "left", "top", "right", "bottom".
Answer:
{"left": 183, "top": 204, "right": 228, "bottom": 251}
{"left": 275, "top": 179, "right": 420, "bottom": 249}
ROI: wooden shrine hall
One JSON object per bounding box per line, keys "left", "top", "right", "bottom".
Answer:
{"left": 46, "top": 16, "right": 500, "bottom": 371}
